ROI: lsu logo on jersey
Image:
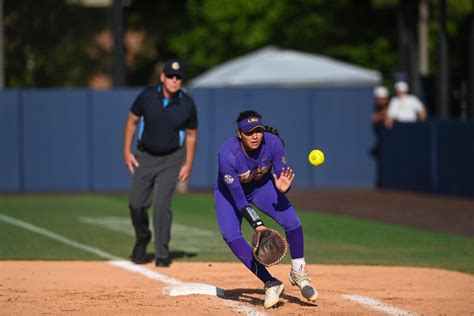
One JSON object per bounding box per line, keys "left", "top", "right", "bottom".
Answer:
{"left": 238, "top": 170, "right": 251, "bottom": 182}
{"left": 223, "top": 174, "right": 234, "bottom": 184}
{"left": 238, "top": 164, "right": 272, "bottom": 183}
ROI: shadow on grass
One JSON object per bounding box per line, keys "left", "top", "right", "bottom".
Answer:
{"left": 132, "top": 251, "right": 198, "bottom": 264}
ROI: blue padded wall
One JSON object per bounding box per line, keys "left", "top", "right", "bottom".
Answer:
{"left": 378, "top": 119, "right": 474, "bottom": 197}
{"left": 91, "top": 89, "right": 141, "bottom": 190}
{"left": 435, "top": 119, "right": 474, "bottom": 197}
{"left": 312, "top": 88, "right": 375, "bottom": 188}
{"left": 379, "top": 122, "right": 433, "bottom": 193}
{"left": 21, "top": 90, "right": 90, "bottom": 191}
{"left": 0, "top": 90, "right": 21, "bottom": 191}
{"left": 0, "top": 88, "right": 142, "bottom": 192}
{"left": 189, "top": 88, "right": 214, "bottom": 187}
{"left": 3, "top": 88, "right": 472, "bottom": 197}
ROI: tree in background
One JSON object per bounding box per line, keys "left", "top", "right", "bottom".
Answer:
{"left": 124, "top": 0, "right": 188, "bottom": 85}
{"left": 3, "top": 0, "right": 472, "bottom": 106}
{"left": 4, "top": 0, "right": 109, "bottom": 87}
{"left": 170, "top": 0, "right": 399, "bottom": 81}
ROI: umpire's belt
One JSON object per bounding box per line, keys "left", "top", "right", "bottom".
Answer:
{"left": 137, "top": 142, "right": 180, "bottom": 157}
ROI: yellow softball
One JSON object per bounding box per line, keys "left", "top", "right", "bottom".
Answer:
{"left": 308, "top": 149, "right": 325, "bottom": 166}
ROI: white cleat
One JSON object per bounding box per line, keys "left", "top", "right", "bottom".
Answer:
{"left": 289, "top": 270, "right": 318, "bottom": 302}
{"left": 263, "top": 279, "right": 284, "bottom": 309}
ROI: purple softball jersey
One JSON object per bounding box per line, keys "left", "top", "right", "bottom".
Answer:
{"left": 214, "top": 132, "right": 302, "bottom": 244}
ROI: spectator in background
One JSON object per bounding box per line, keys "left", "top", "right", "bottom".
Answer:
{"left": 122, "top": 59, "right": 198, "bottom": 267}
{"left": 385, "top": 81, "right": 427, "bottom": 129}
{"left": 371, "top": 85, "right": 389, "bottom": 158}
{"left": 372, "top": 85, "right": 389, "bottom": 129}
{"left": 371, "top": 86, "right": 390, "bottom": 186}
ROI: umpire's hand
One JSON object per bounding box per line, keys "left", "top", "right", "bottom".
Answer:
{"left": 178, "top": 164, "right": 191, "bottom": 182}
{"left": 124, "top": 152, "right": 140, "bottom": 174}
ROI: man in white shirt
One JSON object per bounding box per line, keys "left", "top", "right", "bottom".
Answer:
{"left": 385, "top": 81, "right": 427, "bottom": 128}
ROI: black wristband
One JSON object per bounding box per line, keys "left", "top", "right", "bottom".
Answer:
{"left": 241, "top": 205, "right": 264, "bottom": 230}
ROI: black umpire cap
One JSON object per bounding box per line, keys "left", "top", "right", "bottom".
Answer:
{"left": 163, "top": 59, "right": 185, "bottom": 78}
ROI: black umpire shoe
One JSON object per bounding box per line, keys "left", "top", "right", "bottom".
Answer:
{"left": 155, "top": 257, "right": 171, "bottom": 267}
{"left": 130, "top": 240, "right": 150, "bottom": 264}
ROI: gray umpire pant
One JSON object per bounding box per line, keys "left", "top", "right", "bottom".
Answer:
{"left": 128, "top": 148, "right": 184, "bottom": 259}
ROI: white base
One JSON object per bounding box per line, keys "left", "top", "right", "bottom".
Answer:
{"left": 162, "top": 283, "right": 225, "bottom": 298}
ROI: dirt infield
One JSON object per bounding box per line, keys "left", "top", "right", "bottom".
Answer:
{"left": 2, "top": 261, "right": 473, "bottom": 315}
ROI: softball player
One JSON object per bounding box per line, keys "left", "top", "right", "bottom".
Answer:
{"left": 214, "top": 110, "right": 318, "bottom": 308}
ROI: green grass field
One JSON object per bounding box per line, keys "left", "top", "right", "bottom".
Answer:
{"left": 1, "top": 193, "right": 473, "bottom": 274}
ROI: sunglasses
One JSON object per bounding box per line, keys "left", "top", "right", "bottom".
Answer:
{"left": 166, "top": 74, "right": 183, "bottom": 80}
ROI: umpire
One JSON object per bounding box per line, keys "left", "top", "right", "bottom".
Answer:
{"left": 122, "top": 59, "right": 198, "bottom": 267}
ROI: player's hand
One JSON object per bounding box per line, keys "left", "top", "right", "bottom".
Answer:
{"left": 273, "top": 167, "right": 295, "bottom": 193}
{"left": 178, "top": 164, "right": 192, "bottom": 182}
{"left": 124, "top": 152, "right": 139, "bottom": 174}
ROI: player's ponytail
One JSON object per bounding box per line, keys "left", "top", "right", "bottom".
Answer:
{"left": 264, "top": 125, "right": 285, "bottom": 146}
{"left": 264, "top": 125, "right": 279, "bottom": 137}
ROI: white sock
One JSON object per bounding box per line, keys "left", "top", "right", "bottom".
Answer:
{"left": 291, "top": 258, "right": 306, "bottom": 272}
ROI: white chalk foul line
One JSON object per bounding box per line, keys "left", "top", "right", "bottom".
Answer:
{"left": 0, "top": 213, "right": 117, "bottom": 260}
{"left": 342, "top": 295, "right": 416, "bottom": 315}
{"left": 78, "top": 216, "right": 228, "bottom": 254}
{"left": 0, "top": 213, "right": 183, "bottom": 285}
{"left": 0, "top": 213, "right": 266, "bottom": 316}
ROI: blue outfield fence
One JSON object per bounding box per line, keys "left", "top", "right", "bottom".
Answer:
{"left": 0, "top": 87, "right": 376, "bottom": 192}
{"left": 379, "top": 119, "right": 474, "bottom": 197}
{"left": 0, "top": 90, "right": 22, "bottom": 191}
{"left": 1, "top": 88, "right": 472, "bottom": 197}
{"left": 22, "top": 90, "right": 90, "bottom": 191}
{"left": 0, "top": 89, "right": 141, "bottom": 192}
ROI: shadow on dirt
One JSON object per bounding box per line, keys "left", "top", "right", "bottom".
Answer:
{"left": 223, "top": 288, "right": 317, "bottom": 308}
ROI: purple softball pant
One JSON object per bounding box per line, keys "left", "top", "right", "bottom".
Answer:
{"left": 215, "top": 179, "right": 302, "bottom": 244}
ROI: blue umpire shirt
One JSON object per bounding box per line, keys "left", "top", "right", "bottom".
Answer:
{"left": 132, "top": 85, "right": 197, "bottom": 155}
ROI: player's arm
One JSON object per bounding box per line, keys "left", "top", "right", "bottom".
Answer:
{"left": 218, "top": 154, "right": 248, "bottom": 210}
{"left": 218, "top": 154, "right": 265, "bottom": 229}
{"left": 241, "top": 205, "right": 265, "bottom": 230}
